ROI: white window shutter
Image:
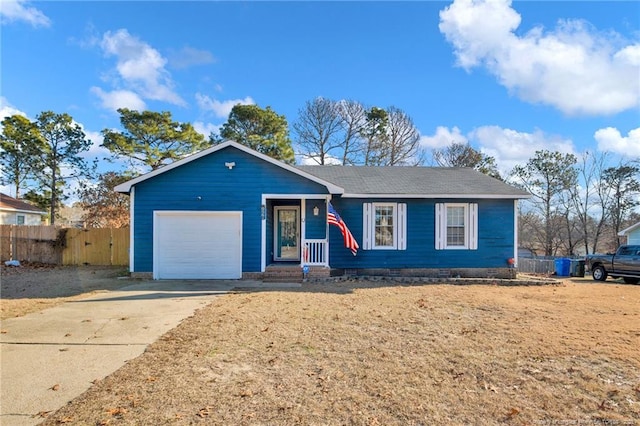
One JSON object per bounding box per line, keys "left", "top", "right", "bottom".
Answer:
{"left": 468, "top": 203, "right": 478, "bottom": 250}
{"left": 398, "top": 203, "right": 407, "bottom": 250}
{"left": 435, "top": 203, "right": 444, "bottom": 250}
{"left": 362, "top": 203, "right": 372, "bottom": 250}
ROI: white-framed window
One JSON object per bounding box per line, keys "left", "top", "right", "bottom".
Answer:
{"left": 435, "top": 203, "right": 478, "bottom": 250}
{"left": 362, "top": 202, "right": 407, "bottom": 250}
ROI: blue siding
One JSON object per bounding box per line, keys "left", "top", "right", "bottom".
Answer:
{"left": 328, "top": 198, "right": 516, "bottom": 270}
{"left": 304, "top": 203, "right": 326, "bottom": 240}
{"left": 133, "top": 147, "right": 328, "bottom": 273}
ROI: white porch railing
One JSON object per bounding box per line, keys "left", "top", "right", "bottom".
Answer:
{"left": 302, "top": 239, "right": 328, "bottom": 266}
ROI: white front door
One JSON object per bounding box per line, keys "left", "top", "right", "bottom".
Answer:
{"left": 274, "top": 206, "right": 300, "bottom": 261}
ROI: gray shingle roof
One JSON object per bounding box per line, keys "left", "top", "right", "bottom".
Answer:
{"left": 295, "top": 166, "right": 530, "bottom": 198}
{"left": 0, "top": 193, "right": 47, "bottom": 213}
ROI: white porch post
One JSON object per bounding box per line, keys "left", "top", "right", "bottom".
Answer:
{"left": 325, "top": 196, "right": 330, "bottom": 267}
{"left": 261, "top": 194, "right": 266, "bottom": 273}
{"left": 300, "top": 198, "right": 306, "bottom": 267}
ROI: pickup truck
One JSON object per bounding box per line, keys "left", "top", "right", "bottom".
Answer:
{"left": 585, "top": 245, "right": 640, "bottom": 284}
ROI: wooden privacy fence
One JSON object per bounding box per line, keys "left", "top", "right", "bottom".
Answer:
{"left": 0, "top": 225, "right": 129, "bottom": 266}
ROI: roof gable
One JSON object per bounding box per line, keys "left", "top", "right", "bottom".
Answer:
{"left": 114, "top": 141, "right": 344, "bottom": 194}
{"left": 618, "top": 221, "right": 640, "bottom": 236}
{"left": 113, "top": 141, "right": 529, "bottom": 199}
{"left": 0, "top": 193, "right": 47, "bottom": 214}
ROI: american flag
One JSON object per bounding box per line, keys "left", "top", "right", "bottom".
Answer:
{"left": 327, "top": 202, "right": 359, "bottom": 256}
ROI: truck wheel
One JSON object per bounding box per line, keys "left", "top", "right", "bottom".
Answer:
{"left": 623, "top": 277, "right": 639, "bottom": 284}
{"left": 592, "top": 266, "right": 607, "bottom": 281}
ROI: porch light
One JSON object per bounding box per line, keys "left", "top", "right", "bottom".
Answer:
{"left": 313, "top": 205, "right": 319, "bottom": 216}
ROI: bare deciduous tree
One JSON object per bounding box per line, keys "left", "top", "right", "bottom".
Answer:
{"left": 335, "top": 100, "right": 366, "bottom": 165}
{"left": 293, "top": 97, "right": 343, "bottom": 165}
{"left": 385, "top": 107, "right": 422, "bottom": 166}
{"left": 433, "top": 142, "right": 501, "bottom": 179}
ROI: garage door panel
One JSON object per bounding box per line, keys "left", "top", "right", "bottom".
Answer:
{"left": 154, "top": 211, "right": 242, "bottom": 279}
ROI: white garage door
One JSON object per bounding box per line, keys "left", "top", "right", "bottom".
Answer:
{"left": 154, "top": 211, "right": 242, "bottom": 279}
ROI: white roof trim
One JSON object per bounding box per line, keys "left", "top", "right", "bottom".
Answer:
{"left": 114, "top": 140, "right": 344, "bottom": 194}
{"left": 618, "top": 221, "right": 640, "bottom": 236}
{"left": 0, "top": 207, "right": 47, "bottom": 215}
{"left": 341, "top": 193, "right": 531, "bottom": 199}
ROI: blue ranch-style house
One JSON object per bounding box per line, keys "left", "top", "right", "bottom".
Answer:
{"left": 115, "top": 141, "right": 530, "bottom": 280}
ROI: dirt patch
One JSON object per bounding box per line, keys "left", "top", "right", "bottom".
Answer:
{"left": 0, "top": 263, "right": 131, "bottom": 320}
{"left": 39, "top": 278, "right": 639, "bottom": 425}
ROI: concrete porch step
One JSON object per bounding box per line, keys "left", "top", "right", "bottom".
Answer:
{"left": 263, "top": 264, "right": 330, "bottom": 283}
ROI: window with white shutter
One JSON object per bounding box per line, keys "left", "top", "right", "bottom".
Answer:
{"left": 362, "top": 202, "right": 407, "bottom": 250}
{"left": 435, "top": 203, "right": 478, "bottom": 250}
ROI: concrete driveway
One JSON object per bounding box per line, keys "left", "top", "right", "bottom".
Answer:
{"left": 0, "top": 279, "right": 246, "bottom": 425}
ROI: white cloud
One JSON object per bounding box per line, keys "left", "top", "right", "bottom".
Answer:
{"left": 195, "top": 93, "right": 255, "bottom": 118}
{"left": 419, "top": 126, "right": 468, "bottom": 149}
{"left": 420, "top": 125, "right": 576, "bottom": 175}
{"left": 0, "top": 97, "right": 27, "bottom": 120}
{"left": 91, "top": 87, "right": 146, "bottom": 112}
{"left": 79, "top": 128, "right": 112, "bottom": 160}
{"left": 594, "top": 127, "right": 640, "bottom": 157}
{"left": 94, "top": 29, "right": 185, "bottom": 108}
{"left": 470, "top": 126, "right": 574, "bottom": 173}
{"left": 167, "top": 46, "right": 215, "bottom": 69}
{"left": 193, "top": 121, "right": 221, "bottom": 139}
{"left": 439, "top": 0, "right": 640, "bottom": 116}
{"left": 0, "top": 0, "right": 50, "bottom": 28}
{"left": 298, "top": 153, "right": 342, "bottom": 165}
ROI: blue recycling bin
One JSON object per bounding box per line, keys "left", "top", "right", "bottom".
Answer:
{"left": 555, "top": 258, "right": 571, "bottom": 277}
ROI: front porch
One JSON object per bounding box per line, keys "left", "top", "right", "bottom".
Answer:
{"left": 261, "top": 194, "right": 331, "bottom": 273}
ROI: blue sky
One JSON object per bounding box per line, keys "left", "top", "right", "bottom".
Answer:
{"left": 1, "top": 0, "right": 639, "bottom": 195}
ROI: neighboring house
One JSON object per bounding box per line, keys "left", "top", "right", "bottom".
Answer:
{"left": 0, "top": 193, "right": 47, "bottom": 225}
{"left": 618, "top": 222, "right": 640, "bottom": 245}
{"left": 115, "top": 141, "right": 530, "bottom": 280}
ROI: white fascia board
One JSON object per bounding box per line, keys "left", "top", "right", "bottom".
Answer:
{"left": 340, "top": 193, "right": 532, "bottom": 199}
{"left": 262, "top": 193, "right": 329, "bottom": 200}
{"left": 114, "top": 140, "right": 344, "bottom": 195}
{"left": 618, "top": 221, "right": 640, "bottom": 236}
{"left": 0, "top": 207, "right": 47, "bottom": 215}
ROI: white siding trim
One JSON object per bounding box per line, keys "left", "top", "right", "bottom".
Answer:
{"left": 129, "top": 187, "right": 135, "bottom": 273}
{"left": 342, "top": 193, "right": 530, "bottom": 199}
{"left": 261, "top": 194, "right": 267, "bottom": 273}
{"left": 513, "top": 199, "right": 519, "bottom": 263}
{"left": 468, "top": 203, "right": 478, "bottom": 250}
{"left": 300, "top": 199, "right": 306, "bottom": 266}
{"left": 262, "top": 193, "right": 328, "bottom": 200}
{"left": 398, "top": 203, "right": 407, "bottom": 250}
{"left": 362, "top": 203, "right": 372, "bottom": 250}
{"left": 435, "top": 203, "right": 444, "bottom": 250}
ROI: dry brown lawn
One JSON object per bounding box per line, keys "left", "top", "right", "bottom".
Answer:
{"left": 34, "top": 278, "right": 639, "bottom": 426}
{"left": 0, "top": 264, "right": 130, "bottom": 320}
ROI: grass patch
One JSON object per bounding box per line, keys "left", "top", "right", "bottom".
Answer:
{"left": 43, "top": 281, "right": 639, "bottom": 425}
